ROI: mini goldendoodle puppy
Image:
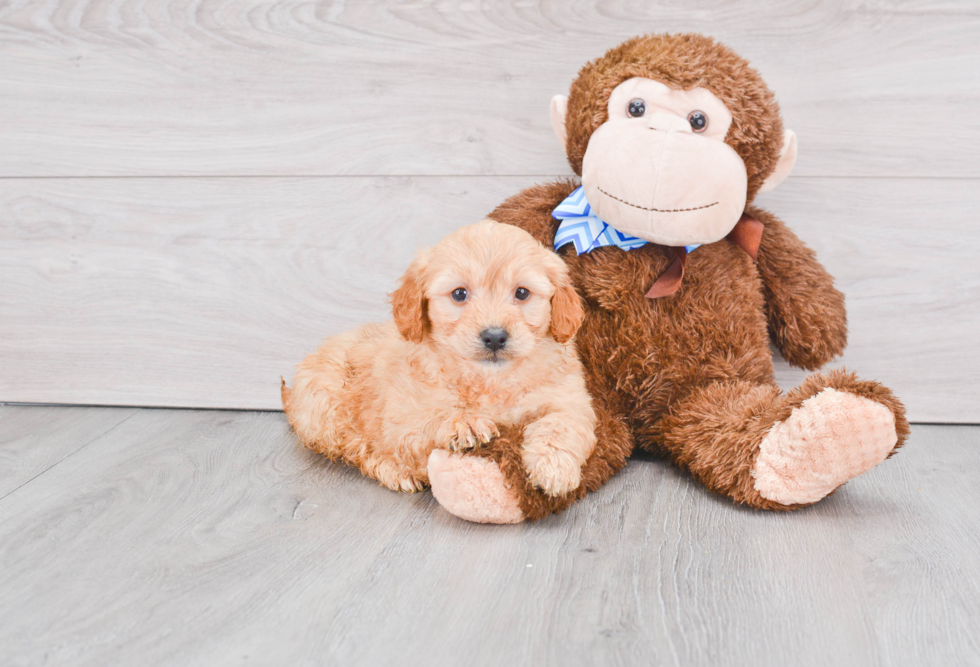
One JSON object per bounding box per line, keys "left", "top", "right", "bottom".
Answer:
{"left": 282, "top": 219, "right": 596, "bottom": 497}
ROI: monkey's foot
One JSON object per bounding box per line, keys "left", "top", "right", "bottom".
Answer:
{"left": 752, "top": 388, "right": 899, "bottom": 505}
{"left": 428, "top": 450, "right": 524, "bottom": 524}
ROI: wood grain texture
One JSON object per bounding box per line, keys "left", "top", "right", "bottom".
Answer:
{"left": 0, "top": 407, "right": 977, "bottom": 666}
{"left": 760, "top": 177, "right": 980, "bottom": 418}
{"left": 0, "top": 0, "right": 977, "bottom": 178}
{"left": 0, "top": 405, "right": 137, "bottom": 497}
{"left": 0, "top": 175, "right": 535, "bottom": 409}
{"left": 2, "top": 175, "right": 978, "bottom": 420}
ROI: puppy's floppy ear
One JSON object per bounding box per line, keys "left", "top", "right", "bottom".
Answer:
{"left": 548, "top": 259, "right": 584, "bottom": 344}
{"left": 389, "top": 251, "right": 430, "bottom": 344}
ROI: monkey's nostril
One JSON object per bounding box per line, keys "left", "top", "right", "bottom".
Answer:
{"left": 480, "top": 327, "right": 508, "bottom": 352}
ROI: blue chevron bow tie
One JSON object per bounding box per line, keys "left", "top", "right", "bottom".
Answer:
{"left": 552, "top": 186, "right": 700, "bottom": 254}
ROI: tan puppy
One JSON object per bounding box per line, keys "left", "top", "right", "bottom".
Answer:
{"left": 282, "top": 219, "right": 596, "bottom": 497}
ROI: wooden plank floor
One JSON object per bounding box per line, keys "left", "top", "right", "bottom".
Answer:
{"left": 2, "top": 0, "right": 980, "bottom": 420}
{"left": 2, "top": 405, "right": 978, "bottom": 666}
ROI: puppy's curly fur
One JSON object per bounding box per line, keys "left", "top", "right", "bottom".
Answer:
{"left": 282, "top": 220, "right": 597, "bottom": 496}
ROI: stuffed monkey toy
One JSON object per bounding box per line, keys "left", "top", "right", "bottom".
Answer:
{"left": 426, "top": 33, "right": 909, "bottom": 523}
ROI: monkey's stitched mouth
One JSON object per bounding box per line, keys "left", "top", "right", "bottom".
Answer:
{"left": 597, "top": 186, "right": 718, "bottom": 213}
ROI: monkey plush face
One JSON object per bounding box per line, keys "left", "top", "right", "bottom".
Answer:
{"left": 581, "top": 77, "right": 747, "bottom": 246}
{"left": 550, "top": 34, "right": 798, "bottom": 248}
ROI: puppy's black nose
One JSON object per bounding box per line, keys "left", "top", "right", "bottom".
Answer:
{"left": 480, "top": 327, "right": 508, "bottom": 352}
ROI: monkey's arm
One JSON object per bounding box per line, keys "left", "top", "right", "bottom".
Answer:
{"left": 749, "top": 206, "right": 847, "bottom": 370}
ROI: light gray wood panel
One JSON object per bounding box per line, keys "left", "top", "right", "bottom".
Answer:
{"left": 763, "top": 177, "right": 980, "bottom": 414}
{"left": 0, "top": 405, "right": 137, "bottom": 497}
{"left": 0, "top": 408, "right": 430, "bottom": 666}
{"left": 2, "top": 175, "right": 978, "bottom": 420}
{"left": 0, "top": 0, "right": 977, "bottom": 178}
{"left": 0, "top": 407, "right": 977, "bottom": 666}
{"left": 0, "top": 175, "right": 537, "bottom": 410}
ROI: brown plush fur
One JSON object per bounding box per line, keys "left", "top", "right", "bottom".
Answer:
{"left": 466, "top": 400, "right": 632, "bottom": 521}
{"left": 658, "top": 369, "right": 910, "bottom": 511}
{"left": 450, "top": 33, "right": 908, "bottom": 517}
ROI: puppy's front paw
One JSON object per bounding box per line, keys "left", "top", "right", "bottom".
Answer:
{"left": 524, "top": 446, "right": 582, "bottom": 497}
{"left": 367, "top": 458, "right": 427, "bottom": 493}
{"left": 446, "top": 415, "right": 499, "bottom": 452}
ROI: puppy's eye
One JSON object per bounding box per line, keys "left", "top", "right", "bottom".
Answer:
{"left": 687, "top": 110, "right": 708, "bottom": 132}
{"left": 627, "top": 99, "right": 646, "bottom": 117}
{"left": 515, "top": 287, "right": 530, "bottom": 301}
{"left": 451, "top": 287, "right": 468, "bottom": 303}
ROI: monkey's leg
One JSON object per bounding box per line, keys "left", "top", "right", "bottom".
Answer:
{"left": 428, "top": 402, "right": 633, "bottom": 523}
{"left": 655, "top": 370, "right": 909, "bottom": 509}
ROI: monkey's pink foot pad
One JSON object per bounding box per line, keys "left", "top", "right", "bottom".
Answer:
{"left": 428, "top": 450, "right": 525, "bottom": 524}
{"left": 753, "top": 388, "right": 898, "bottom": 505}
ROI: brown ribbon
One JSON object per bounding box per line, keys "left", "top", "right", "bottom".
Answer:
{"left": 644, "top": 213, "right": 764, "bottom": 299}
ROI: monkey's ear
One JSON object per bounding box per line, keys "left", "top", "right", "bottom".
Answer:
{"left": 550, "top": 95, "right": 568, "bottom": 149}
{"left": 389, "top": 252, "right": 430, "bottom": 344}
{"left": 758, "top": 129, "right": 797, "bottom": 194}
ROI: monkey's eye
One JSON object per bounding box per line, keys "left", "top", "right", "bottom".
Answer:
{"left": 451, "top": 288, "right": 468, "bottom": 303}
{"left": 687, "top": 110, "right": 708, "bottom": 133}
{"left": 515, "top": 287, "right": 530, "bottom": 301}
{"left": 627, "top": 99, "right": 646, "bottom": 117}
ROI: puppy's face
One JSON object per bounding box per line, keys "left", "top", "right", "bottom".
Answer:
{"left": 390, "top": 220, "right": 584, "bottom": 368}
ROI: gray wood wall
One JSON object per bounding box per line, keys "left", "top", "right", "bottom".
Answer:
{"left": 2, "top": 0, "right": 978, "bottom": 421}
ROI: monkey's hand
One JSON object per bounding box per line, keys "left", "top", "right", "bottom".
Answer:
{"left": 751, "top": 207, "right": 848, "bottom": 370}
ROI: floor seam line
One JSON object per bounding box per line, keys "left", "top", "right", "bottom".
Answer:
{"left": 0, "top": 408, "right": 142, "bottom": 504}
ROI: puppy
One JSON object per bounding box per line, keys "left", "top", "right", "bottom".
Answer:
{"left": 282, "top": 219, "right": 596, "bottom": 497}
